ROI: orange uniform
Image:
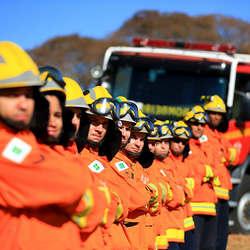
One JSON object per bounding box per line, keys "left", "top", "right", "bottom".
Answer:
{"left": 146, "top": 158, "right": 186, "bottom": 247}
{"left": 0, "top": 124, "right": 97, "bottom": 250}
{"left": 189, "top": 137, "right": 217, "bottom": 216}
{"left": 204, "top": 125, "right": 239, "bottom": 200}
{"left": 166, "top": 153, "right": 195, "bottom": 232}
{"left": 110, "top": 151, "right": 155, "bottom": 250}
{"left": 80, "top": 146, "right": 132, "bottom": 250}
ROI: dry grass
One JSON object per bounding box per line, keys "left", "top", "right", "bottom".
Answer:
{"left": 227, "top": 234, "right": 250, "bottom": 250}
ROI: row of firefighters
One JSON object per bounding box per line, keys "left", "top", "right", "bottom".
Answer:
{"left": 0, "top": 41, "right": 240, "bottom": 250}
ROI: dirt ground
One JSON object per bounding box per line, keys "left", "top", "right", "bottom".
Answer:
{"left": 227, "top": 234, "right": 250, "bottom": 250}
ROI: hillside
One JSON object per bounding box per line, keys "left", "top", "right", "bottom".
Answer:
{"left": 29, "top": 11, "right": 250, "bottom": 85}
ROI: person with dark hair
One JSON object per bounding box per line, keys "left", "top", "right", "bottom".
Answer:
{"left": 184, "top": 106, "right": 218, "bottom": 250}
{"left": 76, "top": 86, "right": 136, "bottom": 250}
{"left": 202, "top": 95, "right": 239, "bottom": 250}
{"left": 109, "top": 96, "right": 161, "bottom": 249}
{"left": 0, "top": 42, "right": 98, "bottom": 250}
{"left": 167, "top": 121, "right": 195, "bottom": 250}
{"left": 38, "top": 67, "right": 75, "bottom": 146}
{"left": 38, "top": 70, "right": 118, "bottom": 249}
{"left": 63, "top": 76, "right": 91, "bottom": 153}
{"left": 147, "top": 120, "right": 187, "bottom": 250}
{"left": 109, "top": 109, "right": 161, "bottom": 250}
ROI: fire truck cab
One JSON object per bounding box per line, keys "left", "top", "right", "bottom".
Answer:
{"left": 101, "top": 37, "right": 250, "bottom": 233}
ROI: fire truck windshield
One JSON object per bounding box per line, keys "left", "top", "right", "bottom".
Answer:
{"left": 107, "top": 54, "right": 230, "bottom": 118}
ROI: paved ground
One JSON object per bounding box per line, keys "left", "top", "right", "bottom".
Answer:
{"left": 227, "top": 234, "right": 250, "bottom": 250}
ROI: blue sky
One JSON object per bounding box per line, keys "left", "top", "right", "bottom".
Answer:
{"left": 2, "top": 0, "right": 250, "bottom": 49}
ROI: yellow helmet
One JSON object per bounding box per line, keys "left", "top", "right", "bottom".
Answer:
{"left": 63, "top": 77, "right": 89, "bottom": 109}
{"left": 133, "top": 110, "right": 154, "bottom": 134}
{"left": 184, "top": 105, "right": 207, "bottom": 124}
{"left": 39, "top": 66, "right": 66, "bottom": 100}
{"left": 202, "top": 95, "right": 226, "bottom": 113}
{"left": 148, "top": 120, "right": 173, "bottom": 140}
{"left": 84, "top": 86, "right": 114, "bottom": 120}
{"left": 0, "top": 41, "right": 42, "bottom": 89}
{"left": 171, "top": 120, "right": 191, "bottom": 140}
{"left": 114, "top": 96, "right": 138, "bottom": 124}
{"left": 85, "top": 86, "right": 112, "bottom": 104}
{"left": 147, "top": 120, "right": 162, "bottom": 140}
{"left": 158, "top": 121, "right": 173, "bottom": 140}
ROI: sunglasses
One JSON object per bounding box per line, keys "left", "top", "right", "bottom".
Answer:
{"left": 39, "top": 66, "right": 66, "bottom": 88}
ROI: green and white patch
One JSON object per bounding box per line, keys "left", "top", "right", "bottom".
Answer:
{"left": 199, "top": 135, "right": 208, "bottom": 143}
{"left": 2, "top": 137, "right": 32, "bottom": 164}
{"left": 115, "top": 161, "right": 129, "bottom": 172}
{"left": 88, "top": 160, "right": 105, "bottom": 173}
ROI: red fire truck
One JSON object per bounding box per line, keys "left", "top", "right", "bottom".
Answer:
{"left": 99, "top": 37, "right": 250, "bottom": 233}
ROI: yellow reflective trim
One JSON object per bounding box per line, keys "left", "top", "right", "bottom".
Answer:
{"left": 223, "top": 130, "right": 243, "bottom": 140}
{"left": 205, "top": 165, "right": 214, "bottom": 178}
{"left": 185, "top": 177, "right": 195, "bottom": 190}
{"left": 166, "top": 183, "right": 173, "bottom": 201}
{"left": 70, "top": 189, "right": 94, "bottom": 229}
{"left": 71, "top": 214, "right": 87, "bottom": 228}
{"left": 147, "top": 183, "right": 159, "bottom": 205}
{"left": 213, "top": 176, "right": 221, "bottom": 186}
{"left": 165, "top": 228, "right": 185, "bottom": 242}
{"left": 184, "top": 216, "right": 195, "bottom": 230}
{"left": 102, "top": 208, "right": 109, "bottom": 225}
{"left": 98, "top": 186, "right": 112, "bottom": 225}
{"left": 159, "top": 182, "right": 167, "bottom": 203}
{"left": 81, "top": 189, "right": 94, "bottom": 216}
{"left": 98, "top": 186, "right": 111, "bottom": 204}
{"left": 115, "top": 202, "right": 123, "bottom": 221}
{"left": 214, "top": 186, "right": 229, "bottom": 200}
{"left": 228, "top": 147, "right": 237, "bottom": 163}
{"left": 155, "top": 235, "right": 169, "bottom": 249}
{"left": 191, "top": 202, "right": 216, "bottom": 215}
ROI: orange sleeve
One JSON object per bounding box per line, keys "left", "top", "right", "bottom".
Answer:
{"left": 0, "top": 132, "right": 86, "bottom": 210}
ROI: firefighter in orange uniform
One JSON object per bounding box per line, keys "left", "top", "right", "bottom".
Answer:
{"left": 147, "top": 120, "right": 187, "bottom": 250}
{"left": 63, "top": 76, "right": 91, "bottom": 153}
{"left": 202, "top": 95, "right": 239, "bottom": 250}
{"left": 110, "top": 109, "right": 160, "bottom": 250}
{"left": 76, "top": 86, "right": 136, "bottom": 250}
{"left": 37, "top": 69, "right": 111, "bottom": 243}
{"left": 0, "top": 41, "right": 99, "bottom": 250}
{"left": 167, "top": 121, "right": 195, "bottom": 250}
{"left": 184, "top": 106, "right": 218, "bottom": 250}
{"left": 107, "top": 96, "right": 146, "bottom": 250}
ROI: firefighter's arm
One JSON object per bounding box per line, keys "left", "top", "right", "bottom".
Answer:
{"left": 222, "top": 137, "right": 240, "bottom": 166}
{"left": 0, "top": 152, "right": 88, "bottom": 209}
{"left": 71, "top": 185, "right": 110, "bottom": 232}
{"left": 145, "top": 182, "right": 161, "bottom": 214}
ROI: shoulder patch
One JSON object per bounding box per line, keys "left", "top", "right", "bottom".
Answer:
{"left": 88, "top": 160, "right": 105, "bottom": 173}
{"left": 2, "top": 137, "right": 32, "bottom": 164}
{"left": 115, "top": 161, "right": 129, "bottom": 172}
{"left": 199, "top": 135, "right": 208, "bottom": 143}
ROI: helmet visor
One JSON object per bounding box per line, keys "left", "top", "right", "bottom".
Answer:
{"left": 119, "top": 102, "right": 139, "bottom": 121}
{"left": 134, "top": 117, "right": 154, "bottom": 133}
{"left": 39, "top": 66, "right": 65, "bottom": 88}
